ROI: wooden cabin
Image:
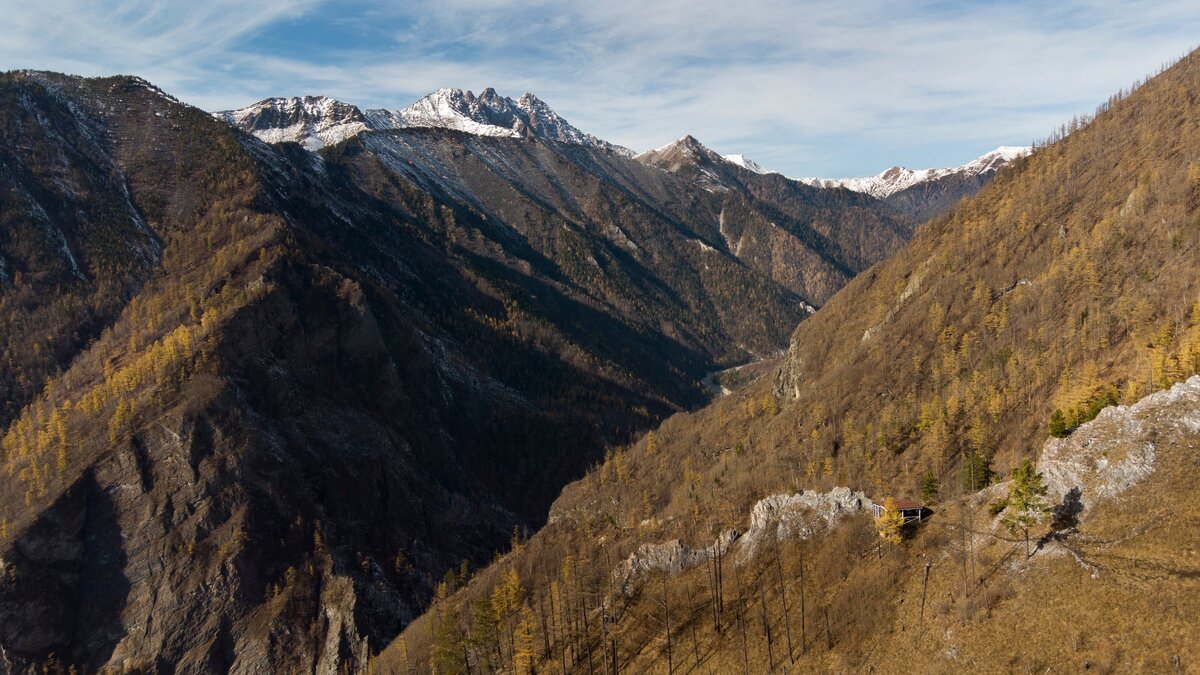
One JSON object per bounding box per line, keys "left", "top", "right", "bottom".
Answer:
{"left": 871, "top": 498, "right": 925, "bottom": 523}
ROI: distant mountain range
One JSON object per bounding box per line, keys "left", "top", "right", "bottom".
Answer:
{"left": 216, "top": 90, "right": 1027, "bottom": 213}
{"left": 799, "top": 145, "right": 1031, "bottom": 197}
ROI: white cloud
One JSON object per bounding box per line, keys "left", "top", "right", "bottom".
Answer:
{"left": 2, "top": 0, "right": 1197, "bottom": 175}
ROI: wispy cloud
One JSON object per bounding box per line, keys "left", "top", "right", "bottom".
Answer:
{"left": 3, "top": 0, "right": 1198, "bottom": 175}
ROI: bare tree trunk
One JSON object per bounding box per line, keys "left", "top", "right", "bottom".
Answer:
{"left": 759, "top": 578, "right": 774, "bottom": 670}
{"left": 733, "top": 563, "right": 750, "bottom": 675}
{"left": 717, "top": 543, "right": 725, "bottom": 618}
{"left": 539, "top": 597, "right": 551, "bottom": 662}
{"left": 663, "top": 575, "right": 672, "bottom": 675}
{"left": 550, "top": 584, "right": 566, "bottom": 674}
{"left": 919, "top": 561, "right": 931, "bottom": 633}
{"left": 798, "top": 549, "right": 807, "bottom": 654}
{"left": 687, "top": 583, "right": 700, "bottom": 667}
{"left": 969, "top": 504, "right": 977, "bottom": 588}
{"left": 602, "top": 545, "right": 614, "bottom": 675}
{"left": 574, "top": 557, "right": 593, "bottom": 675}
{"left": 960, "top": 507, "right": 970, "bottom": 602}
{"left": 559, "top": 598, "right": 569, "bottom": 672}
{"left": 584, "top": 596, "right": 594, "bottom": 675}
{"left": 774, "top": 544, "right": 795, "bottom": 664}
{"left": 707, "top": 550, "right": 720, "bottom": 632}
{"left": 823, "top": 606, "right": 832, "bottom": 651}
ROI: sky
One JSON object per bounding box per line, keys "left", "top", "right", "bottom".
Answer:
{"left": 2, "top": 0, "right": 1199, "bottom": 177}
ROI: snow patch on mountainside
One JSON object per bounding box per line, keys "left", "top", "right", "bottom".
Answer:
{"left": 801, "top": 146, "right": 1031, "bottom": 198}
{"left": 723, "top": 154, "right": 774, "bottom": 174}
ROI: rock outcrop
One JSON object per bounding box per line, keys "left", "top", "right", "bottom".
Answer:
{"left": 611, "top": 529, "right": 739, "bottom": 596}
{"left": 1039, "top": 376, "right": 1200, "bottom": 513}
{"left": 611, "top": 486, "right": 869, "bottom": 595}
{"left": 739, "top": 487, "right": 869, "bottom": 558}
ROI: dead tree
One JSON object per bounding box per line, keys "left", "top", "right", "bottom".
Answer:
{"left": 774, "top": 544, "right": 795, "bottom": 664}
{"left": 687, "top": 583, "right": 700, "bottom": 667}
{"left": 663, "top": 575, "right": 672, "bottom": 674}
{"left": 538, "top": 596, "right": 551, "bottom": 661}
{"left": 733, "top": 563, "right": 750, "bottom": 675}
{"left": 759, "top": 577, "right": 774, "bottom": 669}
{"left": 798, "top": 548, "right": 807, "bottom": 653}
{"left": 919, "top": 561, "right": 931, "bottom": 632}
{"left": 706, "top": 549, "right": 719, "bottom": 631}
{"left": 646, "top": 574, "right": 673, "bottom": 675}
{"left": 823, "top": 606, "right": 832, "bottom": 651}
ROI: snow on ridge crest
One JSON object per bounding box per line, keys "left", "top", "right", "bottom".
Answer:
{"left": 217, "top": 88, "right": 633, "bottom": 156}
{"left": 215, "top": 95, "right": 369, "bottom": 150}
{"left": 723, "top": 154, "right": 773, "bottom": 174}
{"left": 800, "top": 146, "right": 1032, "bottom": 198}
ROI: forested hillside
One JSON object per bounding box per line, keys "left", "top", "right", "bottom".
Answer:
{"left": 387, "top": 49, "right": 1200, "bottom": 674}
{"left": 0, "top": 66, "right": 917, "bottom": 671}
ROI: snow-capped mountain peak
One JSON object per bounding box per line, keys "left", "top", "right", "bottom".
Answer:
{"left": 363, "top": 87, "right": 523, "bottom": 139}
{"left": 371, "top": 88, "right": 633, "bottom": 155}
{"left": 215, "top": 96, "right": 369, "bottom": 150}
{"left": 800, "top": 146, "right": 1031, "bottom": 198}
{"left": 217, "top": 88, "right": 633, "bottom": 156}
{"left": 722, "top": 154, "right": 773, "bottom": 175}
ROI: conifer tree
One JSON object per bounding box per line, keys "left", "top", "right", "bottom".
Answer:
{"left": 1002, "top": 459, "right": 1050, "bottom": 557}
{"left": 1048, "top": 409, "right": 1070, "bottom": 437}
{"left": 471, "top": 598, "right": 500, "bottom": 670}
{"left": 919, "top": 472, "right": 940, "bottom": 504}
{"left": 432, "top": 607, "right": 467, "bottom": 675}
{"left": 961, "top": 452, "right": 993, "bottom": 492}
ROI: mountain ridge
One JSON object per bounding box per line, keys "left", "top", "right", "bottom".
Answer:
{"left": 801, "top": 145, "right": 1031, "bottom": 198}
{"left": 216, "top": 88, "right": 634, "bottom": 156}
{"left": 215, "top": 91, "right": 1026, "bottom": 204}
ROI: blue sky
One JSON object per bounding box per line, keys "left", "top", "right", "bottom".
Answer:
{"left": 3, "top": 0, "right": 1199, "bottom": 176}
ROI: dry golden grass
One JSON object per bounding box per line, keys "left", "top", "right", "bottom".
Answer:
{"left": 381, "top": 49, "right": 1200, "bottom": 673}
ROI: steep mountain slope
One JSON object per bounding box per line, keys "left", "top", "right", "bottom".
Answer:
{"left": 332, "top": 128, "right": 809, "bottom": 360}
{"left": 635, "top": 135, "right": 915, "bottom": 302}
{"left": 0, "top": 74, "right": 163, "bottom": 427}
{"left": 225, "top": 107, "right": 914, "bottom": 312}
{"left": 0, "top": 68, "right": 918, "bottom": 671}
{"left": 388, "top": 49, "right": 1200, "bottom": 673}
{"left": 0, "top": 72, "right": 708, "bottom": 672}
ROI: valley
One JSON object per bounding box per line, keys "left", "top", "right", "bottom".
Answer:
{"left": 0, "top": 31, "right": 1197, "bottom": 675}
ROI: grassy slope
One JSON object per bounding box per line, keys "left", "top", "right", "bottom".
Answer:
{"left": 384, "top": 49, "right": 1200, "bottom": 673}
